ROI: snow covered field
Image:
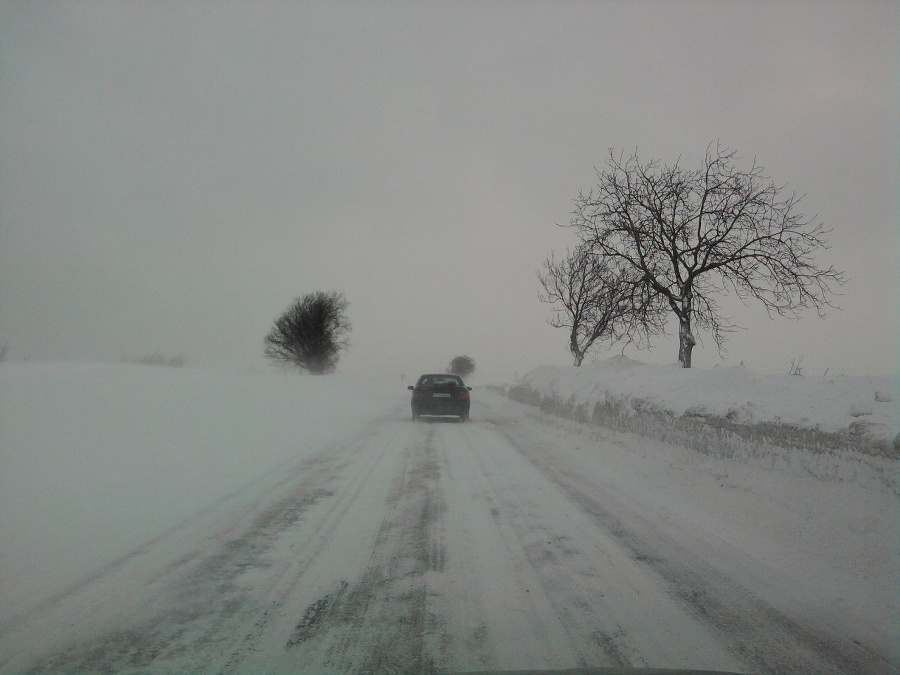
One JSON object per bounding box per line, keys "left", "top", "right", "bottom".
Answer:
{"left": 0, "top": 363, "right": 396, "bottom": 623}
{"left": 0, "top": 361, "right": 897, "bottom": 674}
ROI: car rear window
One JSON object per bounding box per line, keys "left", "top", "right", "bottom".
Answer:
{"left": 419, "top": 375, "right": 463, "bottom": 386}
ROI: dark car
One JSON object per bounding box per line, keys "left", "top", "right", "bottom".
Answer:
{"left": 408, "top": 373, "right": 471, "bottom": 422}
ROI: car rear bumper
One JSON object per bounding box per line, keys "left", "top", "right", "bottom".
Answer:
{"left": 412, "top": 402, "right": 469, "bottom": 417}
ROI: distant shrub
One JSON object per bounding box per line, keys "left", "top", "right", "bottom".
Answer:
{"left": 264, "top": 291, "right": 351, "bottom": 375}
{"left": 122, "top": 352, "right": 186, "bottom": 368}
{"left": 448, "top": 355, "right": 475, "bottom": 378}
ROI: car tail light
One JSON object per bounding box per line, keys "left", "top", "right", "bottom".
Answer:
{"left": 458, "top": 389, "right": 470, "bottom": 399}
{"left": 412, "top": 389, "right": 424, "bottom": 398}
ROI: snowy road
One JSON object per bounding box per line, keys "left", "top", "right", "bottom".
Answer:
{"left": 0, "top": 391, "right": 894, "bottom": 675}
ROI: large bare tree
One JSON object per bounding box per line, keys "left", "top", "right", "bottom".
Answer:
{"left": 538, "top": 247, "right": 662, "bottom": 366}
{"left": 571, "top": 144, "right": 844, "bottom": 367}
{"left": 264, "top": 291, "right": 351, "bottom": 374}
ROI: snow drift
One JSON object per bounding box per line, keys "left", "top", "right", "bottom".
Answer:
{"left": 508, "top": 357, "right": 898, "bottom": 486}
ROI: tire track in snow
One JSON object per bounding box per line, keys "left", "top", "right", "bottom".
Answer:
{"left": 438, "top": 418, "right": 742, "bottom": 672}
{"left": 461, "top": 434, "right": 643, "bottom": 669}
{"left": 207, "top": 419, "right": 411, "bottom": 674}
{"left": 441, "top": 422, "right": 609, "bottom": 669}
{"left": 288, "top": 423, "right": 449, "bottom": 674}
{"left": 483, "top": 395, "right": 897, "bottom": 675}
{"left": 7, "top": 421, "right": 399, "bottom": 675}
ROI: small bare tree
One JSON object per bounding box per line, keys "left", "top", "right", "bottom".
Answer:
{"left": 538, "top": 247, "right": 662, "bottom": 366}
{"left": 572, "top": 144, "right": 845, "bottom": 367}
{"left": 264, "top": 291, "right": 351, "bottom": 374}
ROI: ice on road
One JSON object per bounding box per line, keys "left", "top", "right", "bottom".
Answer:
{"left": 0, "top": 388, "right": 895, "bottom": 674}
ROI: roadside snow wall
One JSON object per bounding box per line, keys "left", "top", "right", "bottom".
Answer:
{"left": 507, "top": 357, "right": 899, "bottom": 489}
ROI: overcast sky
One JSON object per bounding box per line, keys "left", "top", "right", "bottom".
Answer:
{"left": 1, "top": 1, "right": 896, "bottom": 382}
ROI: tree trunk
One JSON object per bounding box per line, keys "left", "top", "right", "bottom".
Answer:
{"left": 677, "top": 316, "right": 696, "bottom": 368}
{"left": 571, "top": 344, "right": 585, "bottom": 366}
{"left": 570, "top": 332, "right": 585, "bottom": 366}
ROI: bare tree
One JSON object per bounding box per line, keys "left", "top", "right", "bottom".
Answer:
{"left": 264, "top": 291, "right": 351, "bottom": 374}
{"left": 447, "top": 355, "right": 475, "bottom": 378}
{"left": 538, "top": 247, "right": 662, "bottom": 366}
{"left": 571, "top": 144, "right": 845, "bottom": 367}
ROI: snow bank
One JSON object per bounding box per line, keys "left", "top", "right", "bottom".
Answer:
{"left": 508, "top": 357, "right": 899, "bottom": 485}
{"left": 0, "top": 362, "right": 398, "bottom": 624}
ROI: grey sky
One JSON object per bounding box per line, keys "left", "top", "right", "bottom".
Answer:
{"left": 1, "top": 1, "right": 895, "bottom": 382}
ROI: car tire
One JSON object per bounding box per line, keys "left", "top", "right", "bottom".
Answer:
{"left": 412, "top": 410, "right": 419, "bottom": 422}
